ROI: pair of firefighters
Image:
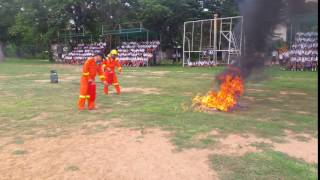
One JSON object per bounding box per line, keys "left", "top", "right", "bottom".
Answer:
{"left": 78, "top": 50, "right": 122, "bottom": 110}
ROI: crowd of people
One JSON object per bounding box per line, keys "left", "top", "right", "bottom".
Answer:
{"left": 57, "top": 42, "right": 107, "bottom": 65}
{"left": 279, "top": 32, "right": 318, "bottom": 71}
{"left": 187, "top": 60, "right": 217, "bottom": 67}
{"left": 56, "top": 41, "right": 160, "bottom": 67}
{"left": 117, "top": 41, "right": 160, "bottom": 67}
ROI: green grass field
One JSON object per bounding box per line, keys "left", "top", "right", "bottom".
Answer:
{"left": 0, "top": 58, "right": 318, "bottom": 179}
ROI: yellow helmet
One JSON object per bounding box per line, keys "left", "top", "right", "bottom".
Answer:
{"left": 110, "top": 49, "right": 118, "bottom": 56}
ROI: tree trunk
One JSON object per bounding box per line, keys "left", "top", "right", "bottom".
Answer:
{"left": 48, "top": 44, "right": 55, "bottom": 63}
{"left": 0, "top": 42, "right": 4, "bottom": 62}
{"left": 16, "top": 44, "right": 22, "bottom": 58}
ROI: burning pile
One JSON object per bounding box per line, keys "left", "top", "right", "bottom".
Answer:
{"left": 192, "top": 67, "right": 244, "bottom": 112}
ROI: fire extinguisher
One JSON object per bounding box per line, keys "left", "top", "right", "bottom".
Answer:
{"left": 88, "top": 82, "right": 96, "bottom": 101}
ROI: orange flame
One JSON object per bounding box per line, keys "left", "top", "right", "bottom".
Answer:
{"left": 193, "top": 73, "right": 244, "bottom": 112}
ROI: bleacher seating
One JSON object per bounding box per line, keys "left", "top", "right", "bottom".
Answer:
{"left": 57, "top": 42, "right": 106, "bottom": 65}
{"left": 56, "top": 41, "right": 160, "bottom": 67}
{"left": 284, "top": 32, "right": 318, "bottom": 71}
{"left": 117, "top": 41, "right": 160, "bottom": 67}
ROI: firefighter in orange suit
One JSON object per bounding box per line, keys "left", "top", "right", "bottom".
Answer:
{"left": 102, "top": 49, "right": 122, "bottom": 95}
{"left": 78, "top": 53, "right": 107, "bottom": 110}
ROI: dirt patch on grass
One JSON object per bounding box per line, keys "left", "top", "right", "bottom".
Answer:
{"left": 0, "top": 74, "right": 37, "bottom": 79}
{"left": 194, "top": 130, "right": 318, "bottom": 164}
{"left": 115, "top": 101, "right": 131, "bottom": 107}
{"left": 0, "top": 75, "right": 9, "bottom": 80}
{"left": 192, "top": 131, "right": 271, "bottom": 156}
{"left": 82, "top": 120, "right": 115, "bottom": 127}
{"left": 81, "top": 119, "right": 122, "bottom": 130}
{"left": 34, "top": 79, "right": 50, "bottom": 83}
{"left": 296, "top": 111, "right": 311, "bottom": 115}
{"left": 184, "top": 92, "right": 193, "bottom": 96}
{"left": 60, "top": 76, "right": 79, "bottom": 82}
{"left": 150, "top": 71, "right": 170, "bottom": 76}
{"left": 31, "top": 112, "right": 49, "bottom": 121}
{"left": 273, "top": 130, "right": 318, "bottom": 164}
{"left": 0, "top": 128, "right": 217, "bottom": 180}
{"left": 271, "top": 108, "right": 282, "bottom": 112}
{"left": 52, "top": 64, "right": 82, "bottom": 72}
{"left": 268, "top": 97, "right": 283, "bottom": 102}
{"left": 34, "top": 76, "right": 79, "bottom": 83}
{"left": 213, "top": 134, "right": 272, "bottom": 156}
{"left": 243, "top": 96, "right": 255, "bottom": 101}
{"left": 246, "top": 89, "right": 270, "bottom": 92}
{"left": 123, "top": 75, "right": 136, "bottom": 78}
{"left": 194, "top": 130, "right": 221, "bottom": 140}
{"left": 280, "top": 91, "right": 307, "bottom": 96}
{"left": 122, "top": 87, "right": 161, "bottom": 95}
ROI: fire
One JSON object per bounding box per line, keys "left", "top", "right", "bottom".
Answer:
{"left": 192, "top": 71, "right": 244, "bottom": 112}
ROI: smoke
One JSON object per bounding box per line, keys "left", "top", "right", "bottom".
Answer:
{"left": 233, "top": 0, "right": 285, "bottom": 79}
{"left": 229, "top": 0, "right": 310, "bottom": 79}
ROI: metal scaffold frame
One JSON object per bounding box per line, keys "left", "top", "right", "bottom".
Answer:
{"left": 100, "top": 22, "right": 160, "bottom": 50}
{"left": 183, "top": 16, "right": 244, "bottom": 67}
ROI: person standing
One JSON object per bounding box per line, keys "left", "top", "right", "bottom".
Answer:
{"left": 57, "top": 44, "right": 63, "bottom": 60}
{"left": 271, "top": 50, "right": 278, "bottom": 66}
{"left": 102, "top": 49, "right": 122, "bottom": 95}
{"left": 78, "top": 53, "right": 106, "bottom": 110}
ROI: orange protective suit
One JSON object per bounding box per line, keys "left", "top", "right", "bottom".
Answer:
{"left": 102, "top": 56, "right": 122, "bottom": 95}
{"left": 78, "top": 57, "right": 105, "bottom": 110}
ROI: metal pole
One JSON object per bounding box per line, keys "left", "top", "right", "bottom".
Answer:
{"left": 290, "top": 23, "right": 293, "bottom": 49}
{"left": 243, "top": 34, "right": 246, "bottom": 56}
{"left": 213, "top": 13, "right": 218, "bottom": 62}
{"left": 218, "top": 19, "right": 222, "bottom": 51}
{"left": 183, "top": 22, "right": 186, "bottom": 67}
{"left": 200, "top": 21, "right": 203, "bottom": 52}
{"left": 239, "top": 17, "right": 243, "bottom": 56}
{"left": 102, "top": 25, "right": 104, "bottom": 36}
{"left": 239, "top": 17, "right": 244, "bottom": 67}
{"left": 191, "top": 22, "right": 194, "bottom": 51}
{"left": 188, "top": 38, "right": 191, "bottom": 63}
{"left": 209, "top": 20, "right": 212, "bottom": 48}
{"left": 227, "top": 18, "right": 233, "bottom": 64}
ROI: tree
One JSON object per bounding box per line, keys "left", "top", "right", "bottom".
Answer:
{"left": 0, "top": 0, "right": 19, "bottom": 60}
{"left": 0, "top": 0, "right": 241, "bottom": 58}
{"left": 202, "top": 0, "right": 239, "bottom": 17}
{"left": 132, "top": 0, "right": 205, "bottom": 49}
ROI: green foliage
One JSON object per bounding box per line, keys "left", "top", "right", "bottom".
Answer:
{"left": 202, "top": 0, "right": 239, "bottom": 17}
{"left": 0, "top": 0, "right": 318, "bottom": 58}
{"left": 135, "top": 0, "right": 205, "bottom": 49}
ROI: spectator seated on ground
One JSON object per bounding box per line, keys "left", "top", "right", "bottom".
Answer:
{"left": 187, "top": 60, "right": 216, "bottom": 67}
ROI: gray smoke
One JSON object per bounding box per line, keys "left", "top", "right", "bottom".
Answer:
{"left": 234, "top": 0, "right": 285, "bottom": 79}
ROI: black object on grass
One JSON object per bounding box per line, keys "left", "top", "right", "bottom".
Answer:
{"left": 50, "top": 70, "right": 59, "bottom": 83}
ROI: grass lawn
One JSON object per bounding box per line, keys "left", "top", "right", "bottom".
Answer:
{"left": 0, "top": 58, "right": 318, "bottom": 179}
